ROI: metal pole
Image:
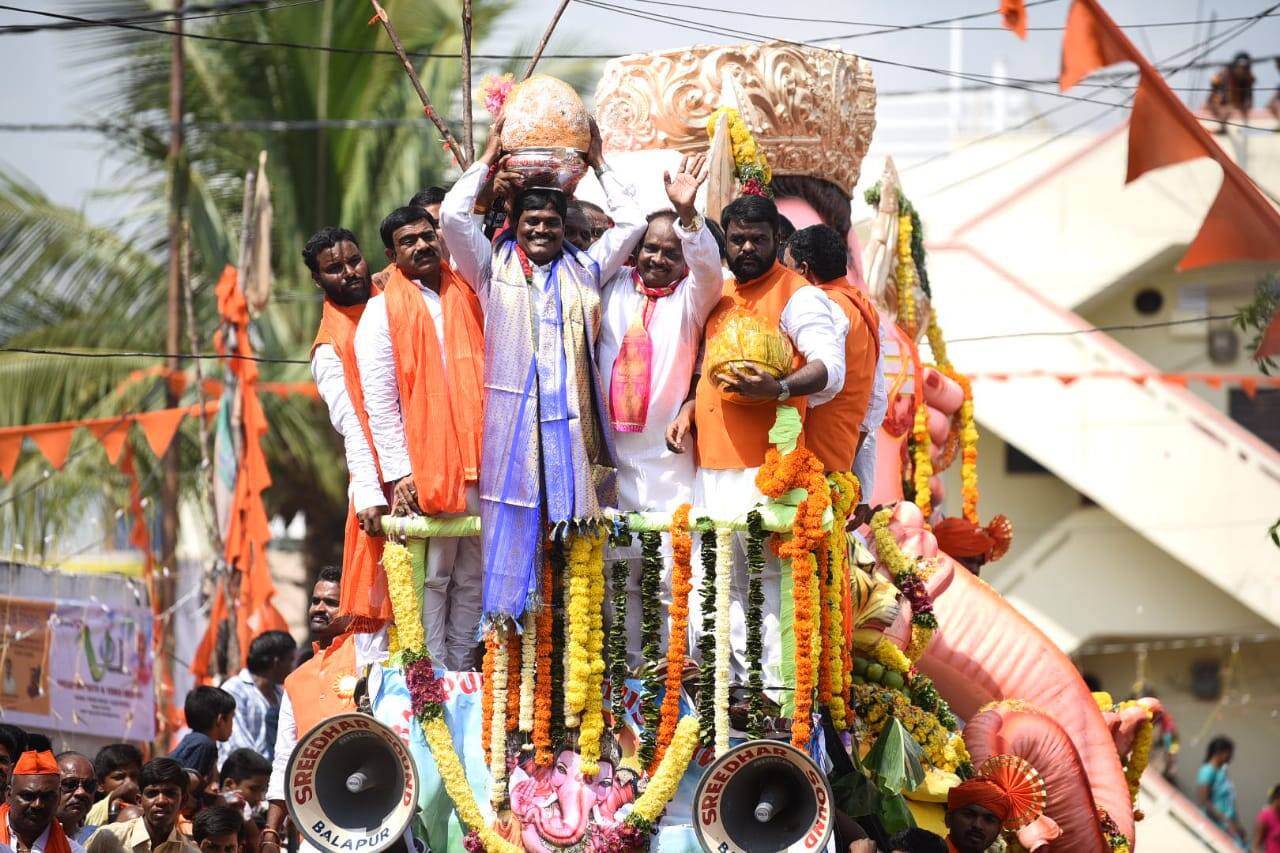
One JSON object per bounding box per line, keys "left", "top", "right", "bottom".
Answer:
{"left": 158, "top": 0, "right": 186, "bottom": 744}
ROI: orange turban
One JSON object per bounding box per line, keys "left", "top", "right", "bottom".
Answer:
{"left": 934, "top": 515, "right": 1013, "bottom": 562}
{"left": 12, "top": 750, "right": 59, "bottom": 777}
{"left": 946, "top": 754, "right": 1046, "bottom": 830}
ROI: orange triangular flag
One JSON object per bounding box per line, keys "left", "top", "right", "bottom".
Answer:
{"left": 0, "top": 433, "right": 22, "bottom": 480}
{"left": 1001, "top": 0, "right": 1027, "bottom": 39}
{"left": 138, "top": 407, "right": 187, "bottom": 458}
{"left": 1179, "top": 174, "right": 1280, "bottom": 270}
{"left": 90, "top": 419, "right": 132, "bottom": 465}
{"left": 1201, "top": 375, "right": 1223, "bottom": 390}
{"left": 1125, "top": 75, "right": 1208, "bottom": 184}
{"left": 30, "top": 425, "right": 76, "bottom": 470}
{"left": 1241, "top": 377, "right": 1259, "bottom": 399}
{"left": 1060, "top": 0, "right": 1131, "bottom": 91}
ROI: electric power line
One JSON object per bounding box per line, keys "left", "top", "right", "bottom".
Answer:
{"left": 0, "top": 0, "right": 323, "bottom": 34}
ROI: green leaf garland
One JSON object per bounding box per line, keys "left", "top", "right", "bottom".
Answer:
{"left": 608, "top": 522, "right": 632, "bottom": 734}
{"left": 637, "top": 530, "right": 662, "bottom": 767}
{"left": 745, "top": 511, "right": 767, "bottom": 740}
{"left": 696, "top": 517, "right": 718, "bottom": 747}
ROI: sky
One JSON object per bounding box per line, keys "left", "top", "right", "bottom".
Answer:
{"left": 1, "top": 0, "right": 1277, "bottom": 221}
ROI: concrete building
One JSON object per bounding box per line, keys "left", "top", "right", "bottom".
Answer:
{"left": 855, "top": 114, "right": 1280, "bottom": 850}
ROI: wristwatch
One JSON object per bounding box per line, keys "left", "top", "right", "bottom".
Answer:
{"left": 776, "top": 377, "right": 792, "bottom": 402}
{"left": 594, "top": 162, "right": 613, "bottom": 177}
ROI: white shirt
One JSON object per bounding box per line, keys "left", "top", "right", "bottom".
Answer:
{"left": 598, "top": 217, "right": 723, "bottom": 510}
{"left": 853, "top": 324, "right": 889, "bottom": 498}
{"left": 778, "top": 284, "right": 848, "bottom": 405}
{"left": 265, "top": 689, "right": 296, "bottom": 804}
{"left": 440, "top": 160, "right": 646, "bottom": 316}
{"left": 310, "top": 344, "right": 386, "bottom": 512}
{"left": 352, "top": 281, "right": 448, "bottom": 484}
{"left": 5, "top": 821, "right": 86, "bottom": 853}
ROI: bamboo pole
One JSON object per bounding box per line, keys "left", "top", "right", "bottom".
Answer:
{"left": 461, "top": 0, "right": 474, "bottom": 162}
{"left": 381, "top": 504, "right": 833, "bottom": 539}
{"left": 368, "top": 0, "right": 469, "bottom": 168}
{"left": 522, "top": 0, "right": 570, "bottom": 81}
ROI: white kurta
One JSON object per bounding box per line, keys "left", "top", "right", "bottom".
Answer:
{"left": 310, "top": 344, "right": 384, "bottom": 513}
{"left": 852, "top": 321, "right": 889, "bottom": 499}
{"left": 353, "top": 280, "right": 483, "bottom": 671}
{"left": 597, "top": 218, "right": 723, "bottom": 668}
{"left": 691, "top": 284, "right": 850, "bottom": 693}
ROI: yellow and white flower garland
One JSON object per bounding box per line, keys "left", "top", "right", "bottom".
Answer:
{"left": 896, "top": 213, "right": 917, "bottom": 336}
{"left": 713, "top": 527, "right": 734, "bottom": 756}
{"left": 564, "top": 529, "right": 608, "bottom": 773}
{"left": 489, "top": 626, "right": 509, "bottom": 806}
{"left": 629, "top": 716, "right": 701, "bottom": 827}
{"left": 518, "top": 609, "right": 536, "bottom": 739}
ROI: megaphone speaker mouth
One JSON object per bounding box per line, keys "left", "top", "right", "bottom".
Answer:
{"left": 286, "top": 714, "right": 419, "bottom": 853}
{"left": 694, "top": 740, "right": 834, "bottom": 853}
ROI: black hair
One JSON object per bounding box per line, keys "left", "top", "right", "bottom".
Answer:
{"left": 219, "top": 748, "right": 271, "bottom": 785}
{"left": 379, "top": 206, "right": 437, "bottom": 250}
{"left": 566, "top": 201, "right": 591, "bottom": 222}
{"left": 316, "top": 565, "right": 342, "bottom": 586}
{"left": 183, "top": 686, "right": 237, "bottom": 733}
{"left": 23, "top": 732, "right": 52, "bottom": 752}
{"left": 192, "top": 804, "right": 245, "bottom": 842}
{"left": 0, "top": 725, "right": 22, "bottom": 761}
{"left": 408, "top": 186, "right": 448, "bottom": 208}
{"left": 771, "top": 174, "right": 852, "bottom": 241}
{"left": 94, "top": 743, "right": 143, "bottom": 781}
{"left": 704, "top": 219, "right": 727, "bottom": 261}
{"left": 1205, "top": 736, "right": 1234, "bottom": 761}
{"left": 1269, "top": 783, "right": 1280, "bottom": 802}
{"left": 246, "top": 630, "right": 297, "bottom": 676}
{"left": 301, "top": 226, "right": 360, "bottom": 274}
{"left": 576, "top": 199, "right": 605, "bottom": 217}
{"left": 777, "top": 214, "right": 796, "bottom": 244}
{"left": 886, "top": 828, "right": 947, "bottom": 853}
{"left": 1232, "top": 51, "right": 1252, "bottom": 66}
{"left": 513, "top": 188, "right": 568, "bottom": 222}
{"left": 139, "top": 757, "right": 188, "bottom": 792}
{"left": 720, "top": 193, "right": 780, "bottom": 235}
{"left": 785, "top": 224, "right": 849, "bottom": 282}
{"left": 644, "top": 209, "right": 679, "bottom": 226}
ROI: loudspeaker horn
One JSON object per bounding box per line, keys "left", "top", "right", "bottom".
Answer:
{"left": 694, "top": 739, "right": 835, "bottom": 853}
{"left": 285, "top": 713, "right": 419, "bottom": 853}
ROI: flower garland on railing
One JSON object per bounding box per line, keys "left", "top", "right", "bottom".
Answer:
{"left": 757, "top": 445, "right": 831, "bottom": 750}
{"left": 696, "top": 518, "right": 718, "bottom": 748}
{"left": 518, "top": 609, "right": 536, "bottom": 741}
{"left": 565, "top": 528, "right": 608, "bottom": 774}
{"left": 489, "top": 627, "right": 510, "bottom": 806}
{"left": 482, "top": 630, "right": 497, "bottom": 765}
{"left": 817, "top": 542, "right": 834, "bottom": 711}
{"left": 383, "top": 540, "right": 522, "bottom": 853}
{"left": 870, "top": 509, "right": 937, "bottom": 662}
{"left": 549, "top": 539, "right": 567, "bottom": 751}
{"left": 713, "top": 527, "right": 734, "bottom": 756}
{"left": 637, "top": 530, "right": 663, "bottom": 768}
{"left": 533, "top": 547, "right": 555, "bottom": 766}
{"left": 651, "top": 504, "right": 693, "bottom": 773}
{"left": 744, "top": 512, "right": 768, "bottom": 740}
{"left": 608, "top": 523, "right": 632, "bottom": 735}
{"left": 926, "top": 313, "right": 980, "bottom": 524}
{"left": 706, "top": 106, "right": 773, "bottom": 197}
{"left": 506, "top": 629, "right": 521, "bottom": 734}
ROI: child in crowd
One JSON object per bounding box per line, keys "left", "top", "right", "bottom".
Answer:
{"left": 192, "top": 804, "right": 245, "bottom": 853}
{"left": 85, "top": 743, "right": 143, "bottom": 826}
{"left": 170, "top": 687, "right": 236, "bottom": 787}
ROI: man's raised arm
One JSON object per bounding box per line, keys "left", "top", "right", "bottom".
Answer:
{"left": 441, "top": 119, "right": 504, "bottom": 305}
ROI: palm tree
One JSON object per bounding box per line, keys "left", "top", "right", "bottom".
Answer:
{"left": 0, "top": 0, "right": 521, "bottom": 570}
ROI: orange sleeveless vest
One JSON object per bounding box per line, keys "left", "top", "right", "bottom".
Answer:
{"left": 695, "top": 262, "right": 811, "bottom": 470}
{"left": 285, "top": 633, "right": 358, "bottom": 736}
{"left": 805, "top": 280, "right": 881, "bottom": 473}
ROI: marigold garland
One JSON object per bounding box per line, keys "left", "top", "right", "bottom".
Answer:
{"left": 489, "top": 627, "right": 510, "bottom": 806}
{"left": 518, "top": 608, "right": 536, "bottom": 738}
{"left": 1126, "top": 717, "right": 1153, "bottom": 804}
{"left": 421, "top": 716, "right": 522, "bottom": 853}
{"left": 713, "top": 527, "right": 734, "bottom": 756}
{"left": 533, "top": 546, "right": 555, "bottom": 766}
{"left": 870, "top": 509, "right": 938, "bottom": 645}
{"left": 651, "top": 504, "right": 693, "bottom": 773}
{"left": 706, "top": 106, "right": 773, "bottom": 194}
{"left": 628, "top": 715, "right": 701, "bottom": 834}
{"left": 926, "top": 312, "right": 981, "bottom": 524}
{"left": 827, "top": 473, "right": 858, "bottom": 730}
{"left": 854, "top": 682, "right": 968, "bottom": 773}
{"left": 383, "top": 541, "right": 423, "bottom": 653}
{"left": 506, "top": 629, "right": 521, "bottom": 733}
{"left": 897, "top": 213, "right": 917, "bottom": 336}
{"left": 636, "top": 529, "right": 663, "bottom": 768}
{"left": 696, "top": 518, "right": 718, "bottom": 748}
{"left": 579, "top": 528, "right": 608, "bottom": 775}
{"left": 817, "top": 542, "right": 834, "bottom": 709}
{"left": 756, "top": 445, "right": 829, "bottom": 750}
{"left": 482, "top": 631, "right": 497, "bottom": 766}
{"left": 608, "top": 523, "right": 632, "bottom": 735}
{"left": 744, "top": 512, "right": 768, "bottom": 740}
{"left": 910, "top": 401, "right": 933, "bottom": 518}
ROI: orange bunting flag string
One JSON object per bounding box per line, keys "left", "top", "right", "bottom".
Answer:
{"left": 1000, "top": 0, "right": 1027, "bottom": 39}
{"left": 1052, "top": 0, "right": 1280, "bottom": 270}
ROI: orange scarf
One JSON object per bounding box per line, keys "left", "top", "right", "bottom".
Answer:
{"left": 312, "top": 296, "right": 391, "bottom": 626}
{"left": 0, "top": 805, "right": 73, "bottom": 853}
{"left": 382, "top": 264, "right": 485, "bottom": 513}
